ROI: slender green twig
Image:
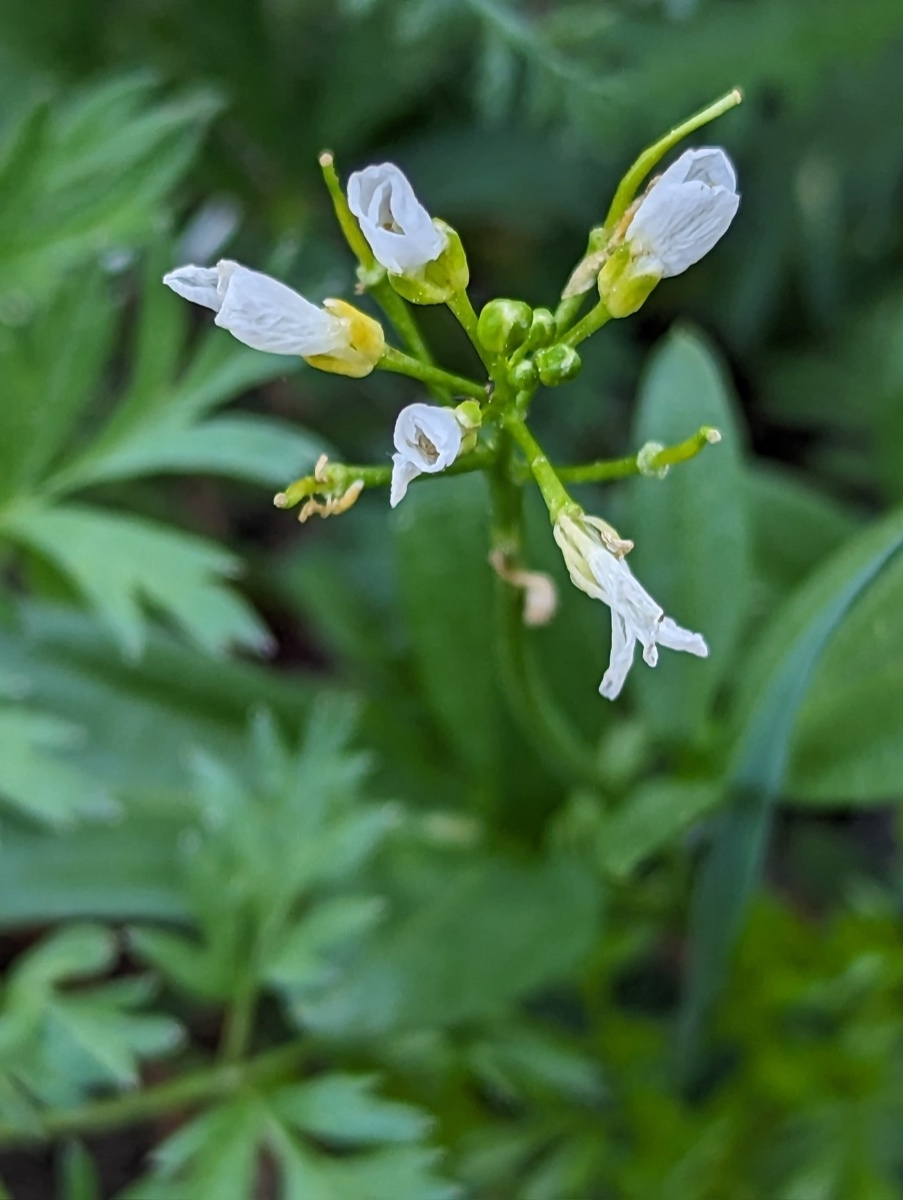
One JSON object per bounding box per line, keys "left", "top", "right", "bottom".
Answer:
{"left": 0, "top": 1041, "right": 308, "bottom": 1149}
{"left": 446, "top": 290, "right": 497, "bottom": 374}
{"left": 561, "top": 300, "right": 612, "bottom": 348}
{"left": 503, "top": 413, "right": 576, "bottom": 522}
{"left": 378, "top": 346, "right": 487, "bottom": 401}
{"left": 489, "top": 442, "right": 602, "bottom": 787}
{"left": 557, "top": 425, "right": 722, "bottom": 484}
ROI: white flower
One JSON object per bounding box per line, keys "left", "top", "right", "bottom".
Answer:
{"left": 347, "top": 163, "right": 447, "bottom": 275}
{"left": 624, "top": 147, "right": 739, "bottom": 278}
{"left": 163, "top": 260, "right": 385, "bottom": 376}
{"left": 553, "top": 512, "right": 708, "bottom": 700}
{"left": 163, "top": 260, "right": 348, "bottom": 355}
{"left": 390, "top": 403, "right": 463, "bottom": 507}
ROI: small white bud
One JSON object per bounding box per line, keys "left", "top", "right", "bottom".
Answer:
{"left": 553, "top": 511, "right": 708, "bottom": 700}
{"left": 624, "top": 147, "right": 739, "bottom": 279}
{"left": 347, "top": 163, "right": 447, "bottom": 275}
{"left": 390, "top": 403, "right": 464, "bottom": 507}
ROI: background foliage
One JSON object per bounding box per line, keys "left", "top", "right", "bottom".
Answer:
{"left": 1, "top": 1, "right": 903, "bottom": 1196}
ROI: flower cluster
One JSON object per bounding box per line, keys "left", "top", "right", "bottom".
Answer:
{"left": 164, "top": 90, "right": 741, "bottom": 700}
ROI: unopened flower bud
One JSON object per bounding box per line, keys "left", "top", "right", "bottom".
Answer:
{"left": 535, "top": 344, "right": 581, "bottom": 387}
{"left": 509, "top": 359, "right": 537, "bottom": 391}
{"left": 476, "top": 298, "right": 532, "bottom": 356}
{"left": 525, "top": 307, "right": 557, "bottom": 349}
{"left": 162, "top": 260, "right": 384, "bottom": 377}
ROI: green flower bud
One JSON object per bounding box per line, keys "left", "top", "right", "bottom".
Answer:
{"left": 535, "top": 344, "right": 582, "bottom": 387}
{"left": 596, "top": 243, "right": 660, "bottom": 319}
{"left": 476, "top": 298, "right": 533, "bottom": 356}
{"left": 508, "top": 359, "right": 538, "bottom": 391}
{"left": 454, "top": 400, "right": 483, "bottom": 432}
{"left": 525, "top": 307, "right": 556, "bottom": 349}
{"left": 388, "top": 220, "right": 470, "bottom": 305}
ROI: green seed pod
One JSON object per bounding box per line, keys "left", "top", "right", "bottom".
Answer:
{"left": 526, "top": 307, "right": 556, "bottom": 349}
{"left": 476, "top": 299, "right": 533, "bottom": 356}
{"left": 535, "top": 344, "right": 582, "bottom": 386}
{"left": 508, "top": 359, "right": 538, "bottom": 391}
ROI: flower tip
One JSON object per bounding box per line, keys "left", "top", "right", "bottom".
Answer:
{"left": 318, "top": 149, "right": 334, "bottom": 168}
{"left": 703, "top": 427, "right": 722, "bottom": 444}
{"left": 730, "top": 86, "right": 744, "bottom": 105}
{"left": 273, "top": 492, "right": 289, "bottom": 508}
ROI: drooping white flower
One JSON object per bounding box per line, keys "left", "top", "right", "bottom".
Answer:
{"left": 553, "top": 511, "right": 708, "bottom": 700}
{"left": 163, "top": 260, "right": 384, "bottom": 376}
{"left": 390, "top": 403, "right": 463, "bottom": 507}
{"left": 347, "top": 163, "right": 447, "bottom": 275}
{"left": 624, "top": 147, "right": 739, "bottom": 279}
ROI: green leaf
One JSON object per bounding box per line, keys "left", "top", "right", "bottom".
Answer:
{"left": 790, "top": 549, "right": 903, "bottom": 803}
{"left": 0, "top": 707, "right": 115, "bottom": 826}
{"left": 271, "top": 1074, "right": 431, "bottom": 1144}
{"left": 392, "top": 474, "right": 500, "bottom": 781}
{"left": 624, "top": 326, "right": 751, "bottom": 737}
{"left": 0, "top": 78, "right": 220, "bottom": 305}
{"left": 595, "top": 778, "right": 721, "bottom": 881}
{"left": 4, "top": 504, "right": 269, "bottom": 657}
{"left": 66, "top": 415, "right": 328, "bottom": 488}
{"left": 678, "top": 505, "right": 903, "bottom": 1075}
{"left": 305, "top": 854, "right": 602, "bottom": 1035}
{"left": 57, "top": 1142, "right": 101, "bottom": 1200}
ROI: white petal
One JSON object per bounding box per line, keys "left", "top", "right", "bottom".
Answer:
{"left": 599, "top": 611, "right": 636, "bottom": 700}
{"left": 393, "top": 403, "right": 463, "bottom": 473}
{"left": 390, "top": 454, "right": 421, "bottom": 507}
{"left": 162, "top": 264, "right": 222, "bottom": 311}
{"left": 626, "top": 146, "right": 739, "bottom": 278}
{"left": 656, "top": 147, "right": 737, "bottom": 192}
{"left": 347, "top": 163, "right": 446, "bottom": 274}
{"left": 214, "top": 262, "right": 346, "bottom": 356}
{"left": 657, "top": 616, "right": 709, "bottom": 658}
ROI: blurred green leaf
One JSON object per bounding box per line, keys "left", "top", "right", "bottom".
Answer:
{"left": 0, "top": 707, "right": 114, "bottom": 826}
{"left": 4, "top": 504, "right": 269, "bottom": 658}
{"left": 305, "top": 854, "right": 602, "bottom": 1035}
{"left": 625, "top": 327, "right": 751, "bottom": 738}
{"left": 679, "top": 505, "right": 903, "bottom": 1075}
{"left": 393, "top": 474, "right": 500, "bottom": 781}
{"left": 58, "top": 1141, "right": 101, "bottom": 1200}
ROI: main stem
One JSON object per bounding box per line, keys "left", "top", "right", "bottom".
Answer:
{"left": 0, "top": 1041, "right": 308, "bottom": 1149}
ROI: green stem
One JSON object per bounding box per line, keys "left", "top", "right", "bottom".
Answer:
{"left": 371, "top": 278, "right": 437, "bottom": 369}
{"left": 378, "top": 346, "right": 486, "bottom": 401}
{"left": 275, "top": 445, "right": 499, "bottom": 509}
{"left": 490, "top": 443, "right": 602, "bottom": 786}
{"left": 319, "top": 151, "right": 376, "bottom": 270}
{"left": 503, "top": 414, "right": 576, "bottom": 522}
{"left": 446, "top": 290, "right": 496, "bottom": 374}
{"left": 603, "top": 88, "right": 742, "bottom": 233}
{"left": 561, "top": 300, "right": 612, "bottom": 348}
{"left": 557, "top": 425, "right": 721, "bottom": 484}
{"left": 0, "top": 1041, "right": 308, "bottom": 1149}
{"left": 219, "top": 974, "right": 256, "bottom": 1064}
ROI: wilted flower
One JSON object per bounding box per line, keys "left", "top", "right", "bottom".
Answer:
{"left": 624, "top": 147, "right": 739, "bottom": 279}
{"left": 390, "top": 403, "right": 464, "bottom": 507}
{"left": 553, "top": 511, "right": 708, "bottom": 699}
{"left": 163, "top": 260, "right": 384, "bottom": 377}
{"left": 347, "top": 163, "right": 447, "bottom": 275}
